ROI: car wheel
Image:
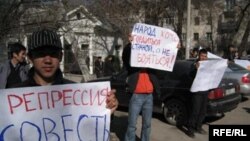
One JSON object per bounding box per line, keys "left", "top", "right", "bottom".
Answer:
{"left": 163, "top": 99, "right": 187, "bottom": 126}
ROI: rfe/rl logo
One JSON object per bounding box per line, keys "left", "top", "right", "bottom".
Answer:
{"left": 213, "top": 129, "right": 247, "bottom": 136}
{"left": 209, "top": 125, "right": 250, "bottom": 141}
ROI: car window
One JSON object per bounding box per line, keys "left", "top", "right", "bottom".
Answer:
{"left": 156, "top": 60, "right": 194, "bottom": 88}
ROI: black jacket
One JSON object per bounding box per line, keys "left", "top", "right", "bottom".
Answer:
{"left": 122, "top": 43, "right": 161, "bottom": 96}
{"left": 0, "top": 60, "right": 29, "bottom": 89}
{"left": 189, "top": 61, "right": 198, "bottom": 80}
{"left": 11, "top": 67, "right": 74, "bottom": 88}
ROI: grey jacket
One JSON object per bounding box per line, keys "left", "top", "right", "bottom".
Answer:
{"left": 0, "top": 60, "right": 29, "bottom": 89}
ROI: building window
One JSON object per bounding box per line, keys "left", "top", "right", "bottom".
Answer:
{"left": 194, "top": 33, "right": 199, "bottom": 40}
{"left": 81, "top": 44, "right": 89, "bottom": 50}
{"left": 194, "top": 2, "right": 200, "bottom": 9}
{"left": 115, "top": 45, "right": 121, "bottom": 50}
{"left": 206, "top": 32, "right": 212, "bottom": 41}
{"left": 76, "top": 13, "right": 81, "bottom": 20}
{"left": 166, "top": 17, "right": 175, "bottom": 24}
{"left": 194, "top": 17, "right": 200, "bottom": 25}
{"left": 225, "top": 0, "right": 235, "bottom": 11}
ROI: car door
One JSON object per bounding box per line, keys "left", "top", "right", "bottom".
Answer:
{"left": 111, "top": 70, "right": 132, "bottom": 107}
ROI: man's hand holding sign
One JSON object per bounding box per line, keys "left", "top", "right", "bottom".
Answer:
{"left": 190, "top": 59, "right": 228, "bottom": 92}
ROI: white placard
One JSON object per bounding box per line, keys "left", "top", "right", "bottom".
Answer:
{"left": 0, "top": 82, "right": 111, "bottom": 141}
{"left": 234, "top": 59, "right": 250, "bottom": 70}
{"left": 207, "top": 52, "right": 222, "bottom": 59}
{"left": 130, "top": 23, "right": 180, "bottom": 71}
{"left": 191, "top": 59, "right": 228, "bottom": 92}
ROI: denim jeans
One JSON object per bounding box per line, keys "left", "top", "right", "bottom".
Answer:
{"left": 125, "top": 93, "right": 153, "bottom": 141}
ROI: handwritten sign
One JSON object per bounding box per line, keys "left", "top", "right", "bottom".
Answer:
{"left": 191, "top": 59, "right": 228, "bottom": 92}
{"left": 234, "top": 59, "right": 250, "bottom": 70}
{"left": 0, "top": 82, "right": 111, "bottom": 141}
{"left": 131, "top": 23, "right": 180, "bottom": 71}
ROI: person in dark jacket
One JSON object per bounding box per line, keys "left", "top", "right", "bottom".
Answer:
{"left": 0, "top": 43, "right": 29, "bottom": 89}
{"left": 94, "top": 56, "right": 104, "bottom": 78}
{"left": 123, "top": 42, "right": 161, "bottom": 141}
{"left": 223, "top": 44, "right": 236, "bottom": 62}
{"left": 104, "top": 55, "right": 116, "bottom": 76}
{"left": 11, "top": 28, "right": 118, "bottom": 113}
{"left": 186, "top": 48, "right": 209, "bottom": 138}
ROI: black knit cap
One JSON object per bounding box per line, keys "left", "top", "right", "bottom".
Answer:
{"left": 28, "top": 28, "right": 62, "bottom": 52}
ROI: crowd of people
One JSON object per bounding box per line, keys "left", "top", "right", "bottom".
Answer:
{"left": 190, "top": 44, "right": 241, "bottom": 61}
{"left": 94, "top": 55, "right": 120, "bottom": 78}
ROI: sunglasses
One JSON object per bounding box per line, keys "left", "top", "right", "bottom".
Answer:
{"left": 29, "top": 49, "right": 61, "bottom": 59}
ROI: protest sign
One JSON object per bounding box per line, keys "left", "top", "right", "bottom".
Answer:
{"left": 0, "top": 82, "right": 111, "bottom": 141}
{"left": 234, "top": 59, "right": 250, "bottom": 70}
{"left": 207, "top": 52, "right": 222, "bottom": 59}
{"left": 191, "top": 59, "right": 228, "bottom": 92}
{"left": 130, "top": 23, "right": 180, "bottom": 71}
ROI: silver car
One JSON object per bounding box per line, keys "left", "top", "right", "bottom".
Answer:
{"left": 224, "top": 62, "right": 250, "bottom": 96}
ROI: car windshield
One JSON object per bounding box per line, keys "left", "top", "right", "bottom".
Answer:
{"left": 227, "top": 62, "right": 247, "bottom": 71}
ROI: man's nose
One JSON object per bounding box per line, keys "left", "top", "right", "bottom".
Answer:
{"left": 43, "top": 55, "right": 53, "bottom": 62}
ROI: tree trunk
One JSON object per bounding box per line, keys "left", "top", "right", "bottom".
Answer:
{"left": 239, "top": 20, "right": 250, "bottom": 55}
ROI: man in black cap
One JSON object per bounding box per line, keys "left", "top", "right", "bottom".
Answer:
{"left": 12, "top": 28, "right": 118, "bottom": 113}
{"left": 0, "top": 42, "right": 28, "bottom": 89}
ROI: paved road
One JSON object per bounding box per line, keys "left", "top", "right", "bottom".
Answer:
{"left": 110, "top": 95, "right": 250, "bottom": 141}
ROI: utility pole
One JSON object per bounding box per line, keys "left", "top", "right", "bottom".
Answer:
{"left": 185, "top": 0, "right": 191, "bottom": 59}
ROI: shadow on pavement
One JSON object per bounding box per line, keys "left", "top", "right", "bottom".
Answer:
{"left": 241, "top": 96, "right": 250, "bottom": 114}
{"left": 241, "top": 96, "right": 249, "bottom": 102}
{"left": 242, "top": 107, "right": 250, "bottom": 114}
{"left": 205, "top": 114, "right": 225, "bottom": 123}
{"left": 110, "top": 114, "right": 127, "bottom": 140}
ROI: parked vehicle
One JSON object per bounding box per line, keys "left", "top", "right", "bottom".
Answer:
{"left": 189, "top": 58, "right": 250, "bottom": 96}
{"left": 224, "top": 62, "right": 250, "bottom": 96}
{"left": 88, "top": 60, "right": 241, "bottom": 126}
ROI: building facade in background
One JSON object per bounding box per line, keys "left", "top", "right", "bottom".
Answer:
{"left": 0, "top": 0, "right": 249, "bottom": 77}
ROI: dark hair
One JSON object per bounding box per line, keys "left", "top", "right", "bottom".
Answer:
{"left": 193, "top": 47, "right": 199, "bottom": 52}
{"left": 228, "top": 44, "right": 235, "bottom": 49}
{"left": 198, "top": 48, "right": 207, "bottom": 55}
{"left": 8, "top": 43, "right": 26, "bottom": 58}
